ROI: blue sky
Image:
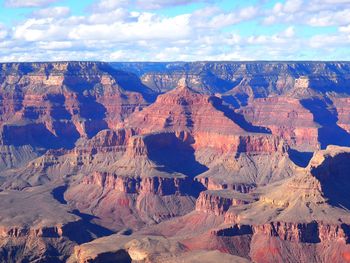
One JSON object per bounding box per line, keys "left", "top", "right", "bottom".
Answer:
{"left": 0, "top": 0, "right": 349, "bottom": 61}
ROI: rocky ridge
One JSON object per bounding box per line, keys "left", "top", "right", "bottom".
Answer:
{"left": 0, "top": 61, "right": 350, "bottom": 262}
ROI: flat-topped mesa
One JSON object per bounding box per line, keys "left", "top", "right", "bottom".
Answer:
{"left": 120, "top": 61, "right": 350, "bottom": 97}
{"left": 123, "top": 85, "right": 246, "bottom": 135}
{"left": 1, "top": 62, "right": 114, "bottom": 89}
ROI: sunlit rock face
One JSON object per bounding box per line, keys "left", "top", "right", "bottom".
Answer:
{"left": 1, "top": 61, "right": 350, "bottom": 262}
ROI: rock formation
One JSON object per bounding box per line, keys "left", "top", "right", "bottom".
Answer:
{"left": 0, "top": 61, "right": 350, "bottom": 262}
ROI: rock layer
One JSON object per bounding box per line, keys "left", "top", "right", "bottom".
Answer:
{"left": 1, "top": 62, "right": 350, "bottom": 262}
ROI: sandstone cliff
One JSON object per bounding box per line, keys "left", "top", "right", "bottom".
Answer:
{"left": 0, "top": 61, "right": 350, "bottom": 262}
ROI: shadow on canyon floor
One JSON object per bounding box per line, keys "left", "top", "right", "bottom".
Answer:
{"left": 301, "top": 98, "right": 350, "bottom": 149}
{"left": 145, "top": 133, "right": 208, "bottom": 178}
{"left": 211, "top": 97, "right": 271, "bottom": 134}
{"left": 311, "top": 152, "right": 350, "bottom": 211}
{"left": 51, "top": 185, "right": 115, "bottom": 244}
{"left": 288, "top": 149, "right": 313, "bottom": 168}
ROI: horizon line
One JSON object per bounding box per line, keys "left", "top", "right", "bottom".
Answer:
{"left": 1, "top": 60, "right": 350, "bottom": 63}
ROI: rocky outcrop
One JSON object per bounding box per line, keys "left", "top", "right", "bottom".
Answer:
{"left": 0, "top": 186, "right": 109, "bottom": 263}
{"left": 112, "top": 61, "right": 350, "bottom": 97}
{"left": 196, "top": 177, "right": 255, "bottom": 193}
{"left": 185, "top": 145, "right": 350, "bottom": 263}
{"left": 0, "top": 62, "right": 147, "bottom": 149}
{"left": 195, "top": 190, "right": 254, "bottom": 216}
{"left": 239, "top": 97, "right": 319, "bottom": 151}
{"left": 75, "top": 128, "right": 135, "bottom": 154}
{"left": 0, "top": 220, "right": 108, "bottom": 263}
{"left": 0, "top": 225, "right": 64, "bottom": 238}
{"left": 333, "top": 97, "right": 350, "bottom": 133}
{"left": 83, "top": 172, "right": 189, "bottom": 196}
{"left": 123, "top": 85, "right": 245, "bottom": 135}
{"left": 70, "top": 234, "right": 251, "bottom": 263}
{"left": 193, "top": 133, "right": 287, "bottom": 153}
{"left": 250, "top": 222, "right": 349, "bottom": 243}
{"left": 195, "top": 135, "right": 296, "bottom": 190}
{"left": 1, "top": 61, "right": 350, "bottom": 262}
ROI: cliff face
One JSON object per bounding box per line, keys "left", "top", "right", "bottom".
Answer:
{"left": 123, "top": 85, "right": 245, "bottom": 135}
{"left": 0, "top": 62, "right": 148, "bottom": 150}
{"left": 114, "top": 61, "right": 350, "bottom": 151}
{"left": 135, "top": 145, "right": 350, "bottom": 263}
{"left": 195, "top": 190, "right": 255, "bottom": 216}
{"left": 0, "top": 187, "right": 109, "bottom": 263}
{"left": 239, "top": 97, "right": 320, "bottom": 151}
{"left": 1, "top": 61, "right": 350, "bottom": 262}
{"left": 111, "top": 61, "right": 350, "bottom": 96}
{"left": 83, "top": 172, "right": 189, "bottom": 195}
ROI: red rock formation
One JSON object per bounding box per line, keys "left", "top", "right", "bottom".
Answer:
{"left": 83, "top": 172, "right": 189, "bottom": 196}
{"left": 76, "top": 128, "right": 135, "bottom": 154}
{"left": 332, "top": 97, "right": 350, "bottom": 133}
{"left": 239, "top": 97, "right": 319, "bottom": 151}
{"left": 2, "top": 62, "right": 350, "bottom": 262}
{"left": 123, "top": 85, "right": 245, "bottom": 135}
{"left": 195, "top": 190, "right": 254, "bottom": 216}
{"left": 0, "top": 62, "right": 147, "bottom": 149}
{"left": 247, "top": 222, "right": 348, "bottom": 243}
{"left": 193, "top": 132, "right": 287, "bottom": 153}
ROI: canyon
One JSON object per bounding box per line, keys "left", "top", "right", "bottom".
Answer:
{"left": 0, "top": 61, "right": 350, "bottom": 262}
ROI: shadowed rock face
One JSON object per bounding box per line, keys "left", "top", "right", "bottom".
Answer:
{"left": 113, "top": 61, "right": 350, "bottom": 151}
{"left": 1, "top": 62, "right": 350, "bottom": 262}
{"left": 0, "top": 62, "right": 148, "bottom": 150}
{"left": 111, "top": 61, "right": 350, "bottom": 95}
{"left": 309, "top": 147, "right": 350, "bottom": 210}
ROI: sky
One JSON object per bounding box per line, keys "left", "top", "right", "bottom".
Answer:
{"left": 0, "top": 0, "right": 349, "bottom": 61}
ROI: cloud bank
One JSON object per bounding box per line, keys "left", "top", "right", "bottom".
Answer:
{"left": 0, "top": 0, "right": 349, "bottom": 61}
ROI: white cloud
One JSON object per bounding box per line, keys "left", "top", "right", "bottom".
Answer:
{"left": 88, "top": 8, "right": 131, "bottom": 24}
{"left": 4, "top": 0, "right": 58, "bottom": 8}
{"left": 318, "top": 0, "right": 350, "bottom": 4}
{"left": 190, "top": 5, "right": 259, "bottom": 30}
{"left": 1, "top": 0, "right": 350, "bottom": 61}
{"left": 37, "top": 41, "right": 74, "bottom": 50}
{"left": 308, "top": 34, "right": 350, "bottom": 48}
{"left": 282, "top": 26, "right": 295, "bottom": 37}
{"left": 68, "top": 13, "right": 191, "bottom": 41}
{"left": 13, "top": 9, "right": 192, "bottom": 43}
{"left": 283, "top": 0, "right": 303, "bottom": 13}
{"left": 92, "top": 0, "right": 130, "bottom": 11}
{"left": 32, "top": 7, "right": 70, "bottom": 18}
{"left": 307, "top": 9, "right": 350, "bottom": 26}
{"left": 136, "top": 0, "right": 202, "bottom": 10}
{"left": 209, "top": 6, "right": 259, "bottom": 28}
{"left": 14, "top": 18, "right": 69, "bottom": 41}
{"left": 0, "top": 24, "right": 8, "bottom": 40}
{"left": 92, "top": 0, "right": 212, "bottom": 11}
{"left": 339, "top": 24, "right": 350, "bottom": 33}
{"left": 264, "top": 0, "right": 350, "bottom": 27}
{"left": 109, "top": 50, "right": 127, "bottom": 60}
